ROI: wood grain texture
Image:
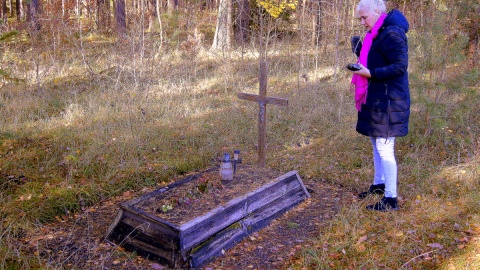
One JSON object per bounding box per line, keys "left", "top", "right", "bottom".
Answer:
{"left": 106, "top": 170, "right": 310, "bottom": 269}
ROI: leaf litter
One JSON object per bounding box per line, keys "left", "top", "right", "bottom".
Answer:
{"left": 21, "top": 166, "right": 355, "bottom": 269}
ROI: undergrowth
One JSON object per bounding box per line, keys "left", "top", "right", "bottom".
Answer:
{"left": 1, "top": 11, "right": 479, "bottom": 270}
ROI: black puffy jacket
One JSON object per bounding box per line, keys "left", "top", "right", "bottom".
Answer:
{"left": 353, "top": 9, "right": 411, "bottom": 138}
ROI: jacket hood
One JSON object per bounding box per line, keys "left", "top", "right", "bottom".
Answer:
{"left": 383, "top": 9, "right": 409, "bottom": 33}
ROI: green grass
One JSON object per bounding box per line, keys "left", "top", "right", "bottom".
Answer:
{"left": 1, "top": 13, "right": 479, "bottom": 269}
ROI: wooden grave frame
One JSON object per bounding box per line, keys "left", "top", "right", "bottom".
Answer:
{"left": 105, "top": 169, "right": 310, "bottom": 268}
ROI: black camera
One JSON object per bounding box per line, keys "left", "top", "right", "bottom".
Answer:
{"left": 346, "top": 63, "right": 361, "bottom": 71}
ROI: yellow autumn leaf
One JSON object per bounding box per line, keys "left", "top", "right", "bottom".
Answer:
{"left": 258, "top": 0, "right": 297, "bottom": 18}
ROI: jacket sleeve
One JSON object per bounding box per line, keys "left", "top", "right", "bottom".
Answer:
{"left": 351, "top": 36, "right": 362, "bottom": 57}
{"left": 370, "top": 27, "right": 408, "bottom": 80}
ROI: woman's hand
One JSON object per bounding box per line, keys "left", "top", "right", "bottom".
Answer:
{"left": 353, "top": 63, "right": 371, "bottom": 78}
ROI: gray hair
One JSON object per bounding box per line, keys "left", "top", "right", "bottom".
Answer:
{"left": 355, "top": 0, "right": 387, "bottom": 17}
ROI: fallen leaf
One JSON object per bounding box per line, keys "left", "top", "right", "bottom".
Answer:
{"left": 355, "top": 244, "right": 366, "bottom": 252}
{"left": 329, "top": 253, "right": 341, "bottom": 258}
{"left": 426, "top": 243, "right": 444, "bottom": 249}
{"left": 151, "top": 263, "right": 164, "bottom": 269}
{"left": 460, "top": 237, "right": 469, "bottom": 243}
{"left": 356, "top": 235, "right": 368, "bottom": 244}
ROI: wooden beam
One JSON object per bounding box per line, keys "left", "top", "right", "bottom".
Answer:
{"left": 237, "top": 93, "right": 289, "bottom": 106}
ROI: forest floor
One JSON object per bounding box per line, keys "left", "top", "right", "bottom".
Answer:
{"left": 21, "top": 171, "right": 356, "bottom": 269}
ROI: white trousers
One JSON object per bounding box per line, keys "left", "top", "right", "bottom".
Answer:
{"left": 370, "top": 137, "right": 397, "bottom": 198}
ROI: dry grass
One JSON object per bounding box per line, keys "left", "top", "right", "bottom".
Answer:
{"left": 1, "top": 11, "right": 479, "bottom": 270}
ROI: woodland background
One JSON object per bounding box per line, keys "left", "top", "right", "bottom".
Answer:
{"left": 1, "top": 0, "right": 479, "bottom": 269}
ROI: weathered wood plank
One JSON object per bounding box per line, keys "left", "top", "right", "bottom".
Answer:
{"left": 115, "top": 211, "right": 180, "bottom": 249}
{"left": 237, "top": 92, "right": 289, "bottom": 106}
{"left": 181, "top": 171, "right": 298, "bottom": 232}
{"left": 106, "top": 170, "right": 310, "bottom": 269}
{"left": 105, "top": 209, "right": 124, "bottom": 240}
{"left": 124, "top": 168, "right": 217, "bottom": 206}
{"left": 121, "top": 205, "right": 180, "bottom": 231}
{"left": 179, "top": 172, "right": 303, "bottom": 250}
{"left": 242, "top": 188, "right": 307, "bottom": 232}
{"left": 243, "top": 173, "right": 301, "bottom": 213}
{"left": 189, "top": 187, "right": 307, "bottom": 267}
{"left": 189, "top": 222, "right": 247, "bottom": 267}
{"left": 179, "top": 200, "right": 246, "bottom": 250}
{"left": 122, "top": 236, "right": 180, "bottom": 267}
{"left": 112, "top": 221, "right": 178, "bottom": 256}
{"left": 292, "top": 171, "right": 311, "bottom": 198}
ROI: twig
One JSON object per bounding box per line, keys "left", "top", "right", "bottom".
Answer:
{"left": 398, "top": 249, "right": 438, "bottom": 270}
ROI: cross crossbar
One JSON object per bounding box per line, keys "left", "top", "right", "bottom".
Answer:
{"left": 237, "top": 93, "right": 289, "bottom": 106}
{"left": 237, "top": 61, "right": 288, "bottom": 167}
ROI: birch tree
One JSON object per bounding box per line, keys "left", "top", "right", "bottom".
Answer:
{"left": 211, "top": 0, "right": 233, "bottom": 50}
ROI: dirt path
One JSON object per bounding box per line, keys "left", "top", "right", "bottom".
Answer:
{"left": 22, "top": 178, "right": 355, "bottom": 269}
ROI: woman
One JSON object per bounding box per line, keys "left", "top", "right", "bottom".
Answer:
{"left": 349, "top": 0, "right": 410, "bottom": 211}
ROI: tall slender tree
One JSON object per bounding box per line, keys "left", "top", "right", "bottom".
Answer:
{"left": 115, "top": 0, "right": 127, "bottom": 35}
{"left": 9, "top": 0, "right": 13, "bottom": 17}
{"left": 1, "top": 0, "right": 6, "bottom": 22}
{"left": 167, "top": 0, "right": 177, "bottom": 11}
{"left": 16, "top": 0, "right": 24, "bottom": 21}
{"left": 456, "top": 0, "right": 479, "bottom": 67}
{"left": 147, "top": 0, "right": 156, "bottom": 31}
{"left": 97, "top": 0, "right": 111, "bottom": 30}
{"left": 27, "top": 0, "right": 41, "bottom": 30}
{"left": 234, "top": 0, "right": 250, "bottom": 45}
{"left": 212, "top": 0, "right": 232, "bottom": 50}
{"left": 313, "top": 0, "right": 322, "bottom": 46}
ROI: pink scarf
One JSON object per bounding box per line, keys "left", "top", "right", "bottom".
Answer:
{"left": 351, "top": 13, "right": 387, "bottom": 111}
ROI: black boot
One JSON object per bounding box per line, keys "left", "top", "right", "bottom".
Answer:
{"left": 366, "top": 197, "right": 399, "bottom": 212}
{"left": 358, "top": 184, "right": 385, "bottom": 199}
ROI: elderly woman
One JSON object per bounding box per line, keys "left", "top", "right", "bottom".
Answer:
{"left": 349, "top": 0, "right": 410, "bottom": 211}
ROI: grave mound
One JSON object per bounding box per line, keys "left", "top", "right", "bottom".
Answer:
{"left": 106, "top": 165, "right": 310, "bottom": 268}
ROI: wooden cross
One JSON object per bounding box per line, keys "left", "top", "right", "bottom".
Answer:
{"left": 237, "top": 61, "right": 288, "bottom": 167}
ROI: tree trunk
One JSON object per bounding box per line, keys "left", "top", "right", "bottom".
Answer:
{"left": 167, "top": 0, "right": 177, "bottom": 12}
{"left": 115, "top": 0, "right": 127, "bottom": 35}
{"left": 0, "top": 0, "right": 3, "bottom": 23}
{"left": 97, "top": 0, "right": 111, "bottom": 30}
{"left": 466, "top": 6, "right": 479, "bottom": 68}
{"left": 234, "top": 0, "right": 249, "bottom": 46}
{"left": 4, "top": 0, "right": 13, "bottom": 20}
{"left": 27, "top": 0, "right": 41, "bottom": 30}
{"left": 16, "top": 0, "right": 25, "bottom": 21}
{"left": 313, "top": 0, "right": 322, "bottom": 46}
{"left": 147, "top": 0, "right": 156, "bottom": 31}
{"left": 0, "top": 0, "right": 4, "bottom": 22}
{"left": 467, "top": 31, "right": 479, "bottom": 68}
{"left": 156, "top": 0, "right": 163, "bottom": 42}
{"left": 211, "top": 0, "right": 232, "bottom": 50}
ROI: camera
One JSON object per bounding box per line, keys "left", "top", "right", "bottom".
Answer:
{"left": 346, "top": 63, "right": 361, "bottom": 71}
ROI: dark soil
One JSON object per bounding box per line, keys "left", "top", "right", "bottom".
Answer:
{"left": 135, "top": 165, "right": 283, "bottom": 225}
{"left": 22, "top": 167, "right": 356, "bottom": 269}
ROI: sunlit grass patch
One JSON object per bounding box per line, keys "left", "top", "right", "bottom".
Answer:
{"left": 1, "top": 10, "right": 479, "bottom": 269}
